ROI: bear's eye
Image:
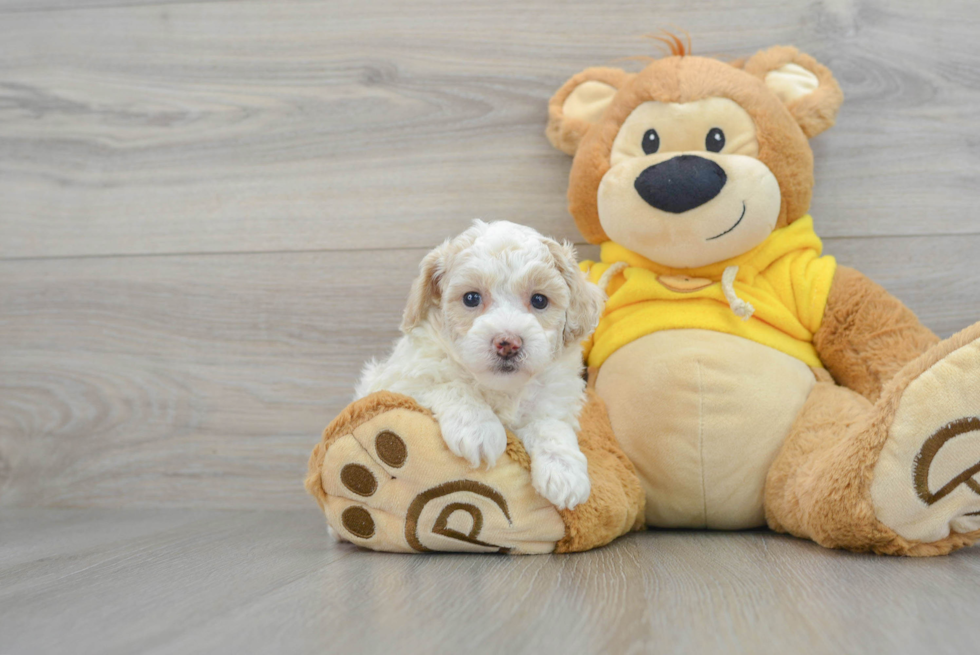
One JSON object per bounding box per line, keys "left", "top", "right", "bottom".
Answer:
{"left": 530, "top": 294, "right": 549, "bottom": 310}
{"left": 706, "top": 127, "right": 725, "bottom": 153}
{"left": 641, "top": 128, "right": 660, "bottom": 155}
{"left": 462, "top": 292, "right": 482, "bottom": 308}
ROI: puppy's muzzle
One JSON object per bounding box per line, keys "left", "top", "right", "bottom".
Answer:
{"left": 493, "top": 334, "right": 522, "bottom": 361}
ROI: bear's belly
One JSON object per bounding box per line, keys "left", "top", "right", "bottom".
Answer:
{"left": 594, "top": 329, "right": 817, "bottom": 529}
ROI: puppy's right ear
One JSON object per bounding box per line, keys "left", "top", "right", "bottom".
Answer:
{"left": 546, "top": 67, "right": 632, "bottom": 156}
{"left": 400, "top": 242, "right": 447, "bottom": 333}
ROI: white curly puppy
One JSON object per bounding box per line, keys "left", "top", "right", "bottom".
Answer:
{"left": 355, "top": 220, "right": 606, "bottom": 510}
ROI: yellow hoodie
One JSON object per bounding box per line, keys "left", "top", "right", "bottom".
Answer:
{"left": 580, "top": 216, "right": 836, "bottom": 369}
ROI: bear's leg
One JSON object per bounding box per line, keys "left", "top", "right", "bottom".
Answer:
{"left": 765, "top": 323, "right": 980, "bottom": 555}
{"left": 305, "top": 390, "right": 644, "bottom": 554}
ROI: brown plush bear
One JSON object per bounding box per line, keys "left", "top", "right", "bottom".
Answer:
{"left": 307, "top": 43, "right": 980, "bottom": 556}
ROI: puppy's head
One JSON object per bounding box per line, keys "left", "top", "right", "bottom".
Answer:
{"left": 401, "top": 220, "right": 605, "bottom": 390}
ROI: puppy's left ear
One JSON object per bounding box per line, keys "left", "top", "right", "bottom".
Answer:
{"left": 743, "top": 46, "right": 844, "bottom": 138}
{"left": 400, "top": 241, "right": 447, "bottom": 333}
{"left": 546, "top": 239, "right": 606, "bottom": 348}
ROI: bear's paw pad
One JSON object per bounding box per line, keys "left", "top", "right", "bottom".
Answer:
{"left": 872, "top": 329, "right": 980, "bottom": 543}
{"left": 316, "top": 405, "right": 566, "bottom": 554}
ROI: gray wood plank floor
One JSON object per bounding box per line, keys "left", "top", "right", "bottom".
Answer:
{"left": 2, "top": 0, "right": 980, "bottom": 652}
{"left": 2, "top": 509, "right": 979, "bottom": 655}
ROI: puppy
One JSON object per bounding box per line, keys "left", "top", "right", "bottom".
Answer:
{"left": 355, "top": 220, "right": 606, "bottom": 509}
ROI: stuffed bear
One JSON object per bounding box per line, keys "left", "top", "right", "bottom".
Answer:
{"left": 306, "top": 43, "right": 980, "bottom": 556}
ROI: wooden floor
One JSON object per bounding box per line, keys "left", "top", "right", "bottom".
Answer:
{"left": 2, "top": 0, "right": 980, "bottom": 652}
{"left": 2, "top": 508, "right": 980, "bottom": 655}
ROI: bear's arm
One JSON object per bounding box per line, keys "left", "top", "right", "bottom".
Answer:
{"left": 813, "top": 265, "right": 939, "bottom": 403}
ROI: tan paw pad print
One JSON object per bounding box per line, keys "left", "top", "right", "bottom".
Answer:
{"left": 872, "top": 335, "right": 980, "bottom": 542}
{"left": 314, "top": 403, "right": 566, "bottom": 554}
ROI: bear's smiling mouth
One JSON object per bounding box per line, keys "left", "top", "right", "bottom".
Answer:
{"left": 705, "top": 201, "right": 747, "bottom": 241}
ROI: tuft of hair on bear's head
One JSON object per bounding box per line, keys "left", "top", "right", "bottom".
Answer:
{"left": 645, "top": 28, "right": 691, "bottom": 57}
{"left": 613, "top": 29, "right": 691, "bottom": 67}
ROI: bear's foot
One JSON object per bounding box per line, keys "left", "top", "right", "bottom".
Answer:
{"left": 871, "top": 323, "right": 980, "bottom": 552}
{"left": 306, "top": 392, "right": 567, "bottom": 553}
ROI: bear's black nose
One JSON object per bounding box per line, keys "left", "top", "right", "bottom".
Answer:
{"left": 633, "top": 155, "right": 727, "bottom": 214}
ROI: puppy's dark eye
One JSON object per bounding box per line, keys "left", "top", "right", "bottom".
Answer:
{"left": 642, "top": 128, "right": 660, "bottom": 155}
{"left": 462, "top": 291, "right": 481, "bottom": 308}
{"left": 706, "top": 127, "right": 725, "bottom": 153}
{"left": 530, "top": 294, "right": 549, "bottom": 310}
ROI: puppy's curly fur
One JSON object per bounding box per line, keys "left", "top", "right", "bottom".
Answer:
{"left": 355, "top": 220, "right": 606, "bottom": 509}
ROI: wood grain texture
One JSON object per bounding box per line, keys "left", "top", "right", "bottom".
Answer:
{"left": 4, "top": 3, "right": 980, "bottom": 652}
{"left": 1, "top": 0, "right": 980, "bottom": 259}
{"left": 0, "top": 248, "right": 411, "bottom": 508}
{"left": 2, "top": 235, "right": 978, "bottom": 509}
{"left": 1, "top": 509, "right": 979, "bottom": 655}
{"left": 1, "top": 0, "right": 980, "bottom": 510}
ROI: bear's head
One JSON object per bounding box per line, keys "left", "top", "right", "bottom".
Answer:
{"left": 546, "top": 45, "right": 843, "bottom": 268}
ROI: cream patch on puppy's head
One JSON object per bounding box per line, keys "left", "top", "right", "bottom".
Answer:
{"left": 401, "top": 220, "right": 605, "bottom": 391}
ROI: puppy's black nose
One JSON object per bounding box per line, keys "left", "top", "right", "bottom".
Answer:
{"left": 634, "top": 155, "right": 727, "bottom": 213}
{"left": 493, "top": 335, "right": 522, "bottom": 360}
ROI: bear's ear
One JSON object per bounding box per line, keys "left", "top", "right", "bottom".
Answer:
{"left": 546, "top": 67, "right": 633, "bottom": 155}
{"left": 742, "top": 46, "right": 844, "bottom": 138}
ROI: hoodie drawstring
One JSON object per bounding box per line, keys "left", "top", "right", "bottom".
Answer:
{"left": 721, "top": 266, "right": 754, "bottom": 320}
{"left": 597, "top": 261, "right": 755, "bottom": 321}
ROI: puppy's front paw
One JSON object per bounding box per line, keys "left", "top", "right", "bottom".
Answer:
{"left": 438, "top": 411, "right": 507, "bottom": 468}
{"left": 530, "top": 447, "right": 591, "bottom": 510}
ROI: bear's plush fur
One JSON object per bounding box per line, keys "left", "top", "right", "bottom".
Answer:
{"left": 307, "top": 43, "right": 980, "bottom": 556}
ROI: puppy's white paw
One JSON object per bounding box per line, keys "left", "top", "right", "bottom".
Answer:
{"left": 530, "top": 446, "right": 591, "bottom": 510}
{"left": 439, "top": 411, "right": 507, "bottom": 468}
